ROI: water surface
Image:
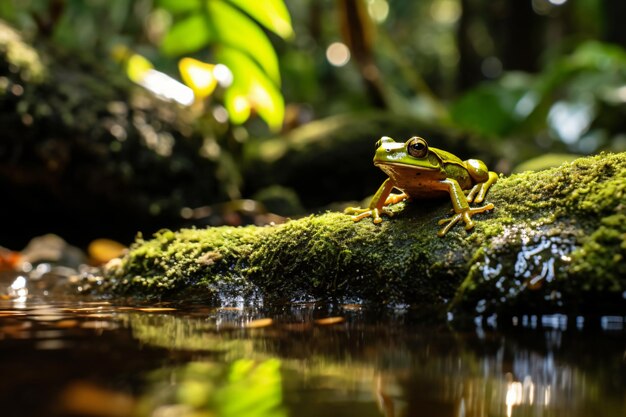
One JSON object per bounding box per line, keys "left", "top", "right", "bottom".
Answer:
{"left": 0, "top": 284, "right": 624, "bottom": 417}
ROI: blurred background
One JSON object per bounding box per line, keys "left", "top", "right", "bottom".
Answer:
{"left": 1, "top": 0, "right": 626, "bottom": 251}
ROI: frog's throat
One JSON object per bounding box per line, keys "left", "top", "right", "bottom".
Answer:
{"left": 374, "top": 161, "right": 439, "bottom": 171}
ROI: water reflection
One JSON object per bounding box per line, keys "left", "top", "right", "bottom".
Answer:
{"left": 0, "top": 297, "right": 623, "bottom": 417}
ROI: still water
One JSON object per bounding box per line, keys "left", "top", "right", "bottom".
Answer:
{"left": 0, "top": 286, "right": 624, "bottom": 416}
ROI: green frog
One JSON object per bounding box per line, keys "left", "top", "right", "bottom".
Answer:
{"left": 345, "top": 136, "right": 498, "bottom": 236}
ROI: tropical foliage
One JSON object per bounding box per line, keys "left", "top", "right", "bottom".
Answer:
{"left": 158, "top": 0, "right": 293, "bottom": 131}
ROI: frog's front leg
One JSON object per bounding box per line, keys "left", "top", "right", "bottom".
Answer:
{"left": 437, "top": 178, "right": 494, "bottom": 237}
{"left": 344, "top": 178, "right": 406, "bottom": 223}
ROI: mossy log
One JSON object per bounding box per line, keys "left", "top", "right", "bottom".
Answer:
{"left": 98, "top": 152, "right": 626, "bottom": 321}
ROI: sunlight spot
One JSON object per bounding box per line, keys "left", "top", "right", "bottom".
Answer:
{"left": 430, "top": 0, "right": 461, "bottom": 24}
{"left": 326, "top": 42, "right": 351, "bottom": 67}
{"left": 505, "top": 376, "right": 523, "bottom": 417}
{"left": 179, "top": 58, "right": 217, "bottom": 99}
{"left": 109, "top": 124, "right": 127, "bottom": 141}
{"left": 481, "top": 56, "right": 502, "bottom": 78}
{"left": 224, "top": 92, "right": 251, "bottom": 125}
{"left": 601, "top": 316, "right": 624, "bottom": 331}
{"left": 246, "top": 318, "right": 273, "bottom": 328}
{"left": 251, "top": 84, "right": 273, "bottom": 109}
{"left": 524, "top": 376, "right": 535, "bottom": 405}
{"left": 616, "top": 85, "right": 626, "bottom": 102}
{"left": 532, "top": 0, "right": 551, "bottom": 15}
{"left": 548, "top": 100, "right": 594, "bottom": 144}
{"left": 214, "top": 64, "right": 233, "bottom": 88}
{"left": 367, "top": 0, "right": 390, "bottom": 23}
{"left": 9, "top": 276, "right": 28, "bottom": 302}
{"left": 212, "top": 106, "right": 229, "bottom": 123}
{"left": 233, "top": 96, "right": 248, "bottom": 111}
{"left": 141, "top": 69, "right": 194, "bottom": 106}
{"left": 514, "top": 92, "right": 538, "bottom": 118}
{"left": 11, "top": 83, "right": 24, "bottom": 96}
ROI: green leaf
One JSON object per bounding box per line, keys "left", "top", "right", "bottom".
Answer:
{"left": 226, "top": 0, "right": 294, "bottom": 39}
{"left": 161, "top": 14, "right": 214, "bottom": 56}
{"left": 208, "top": 0, "right": 281, "bottom": 84}
{"left": 450, "top": 83, "right": 526, "bottom": 137}
{"left": 217, "top": 47, "right": 285, "bottom": 131}
{"left": 223, "top": 86, "right": 252, "bottom": 125}
{"left": 569, "top": 41, "right": 626, "bottom": 70}
{"left": 157, "top": 0, "right": 202, "bottom": 15}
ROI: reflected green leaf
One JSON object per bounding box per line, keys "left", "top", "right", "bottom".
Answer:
{"left": 161, "top": 14, "right": 214, "bottom": 56}
{"left": 140, "top": 359, "right": 286, "bottom": 417}
{"left": 208, "top": 0, "right": 281, "bottom": 84}
{"left": 157, "top": 0, "right": 202, "bottom": 15}
{"left": 218, "top": 47, "right": 284, "bottom": 131}
{"left": 218, "top": 359, "right": 284, "bottom": 417}
{"left": 227, "top": 0, "right": 294, "bottom": 39}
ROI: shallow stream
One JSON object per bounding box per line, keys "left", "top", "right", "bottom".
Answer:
{"left": 0, "top": 269, "right": 624, "bottom": 417}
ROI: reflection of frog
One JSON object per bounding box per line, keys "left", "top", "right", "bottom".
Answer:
{"left": 345, "top": 136, "right": 498, "bottom": 236}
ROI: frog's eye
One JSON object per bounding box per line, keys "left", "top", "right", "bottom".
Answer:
{"left": 407, "top": 137, "right": 428, "bottom": 158}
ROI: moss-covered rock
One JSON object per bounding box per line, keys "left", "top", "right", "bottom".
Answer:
{"left": 96, "top": 154, "right": 626, "bottom": 314}
{"left": 98, "top": 152, "right": 626, "bottom": 320}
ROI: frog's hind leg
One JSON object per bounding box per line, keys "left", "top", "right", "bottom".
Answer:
{"left": 438, "top": 178, "right": 495, "bottom": 236}
{"left": 466, "top": 171, "right": 498, "bottom": 203}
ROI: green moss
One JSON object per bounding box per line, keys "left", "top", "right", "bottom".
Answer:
{"left": 512, "top": 153, "right": 580, "bottom": 173}
{"left": 569, "top": 214, "right": 626, "bottom": 289}
{"left": 100, "top": 152, "right": 626, "bottom": 318}
{"left": 105, "top": 226, "right": 267, "bottom": 300}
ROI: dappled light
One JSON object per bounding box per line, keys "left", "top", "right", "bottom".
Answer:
{"left": 326, "top": 42, "right": 351, "bottom": 67}
{"left": 1, "top": 1, "right": 626, "bottom": 416}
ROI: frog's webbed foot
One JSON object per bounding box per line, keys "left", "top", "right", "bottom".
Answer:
{"left": 344, "top": 189, "right": 406, "bottom": 224}
{"left": 344, "top": 206, "right": 394, "bottom": 224}
{"left": 384, "top": 192, "right": 408, "bottom": 205}
{"left": 437, "top": 203, "right": 494, "bottom": 237}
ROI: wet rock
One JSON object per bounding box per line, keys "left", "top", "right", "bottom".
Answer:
{"left": 21, "top": 234, "right": 87, "bottom": 269}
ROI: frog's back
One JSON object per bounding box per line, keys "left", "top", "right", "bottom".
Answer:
{"left": 430, "top": 147, "right": 465, "bottom": 165}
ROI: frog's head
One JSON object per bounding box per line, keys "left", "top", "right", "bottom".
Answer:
{"left": 373, "top": 136, "right": 440, "bottom": 171}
